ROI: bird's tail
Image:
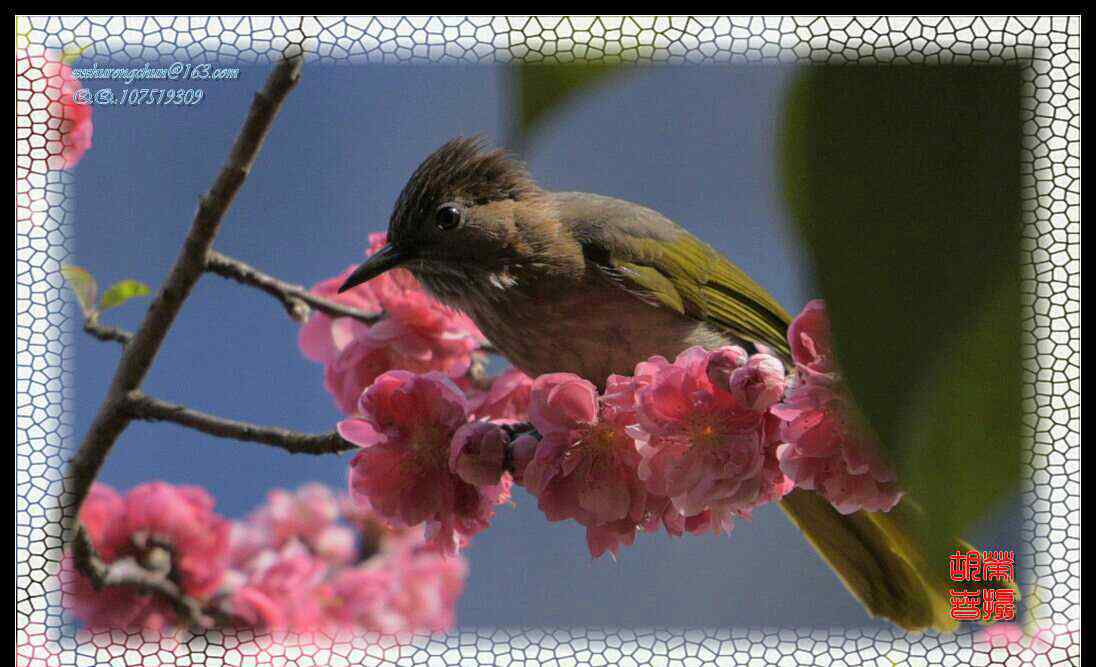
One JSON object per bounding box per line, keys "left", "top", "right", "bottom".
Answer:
{"left": 779, "top": 489, "right": 1017, "bottom": 631}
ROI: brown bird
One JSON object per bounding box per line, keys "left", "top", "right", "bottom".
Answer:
{"left": 339, "top": 136, "right": 1006, "bottom": 631}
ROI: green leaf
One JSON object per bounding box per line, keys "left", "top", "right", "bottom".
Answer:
{"left": 61, "top": 265, "right": 98, "bottom": 317}
{"left": 510, "top": 62, "right": 626, "bottom": 147}
{"left": 779, "top": 66, "right": 1023, "bottom": 561}
{"left": 99, "top": 279, "right": 150, "bottom": 311}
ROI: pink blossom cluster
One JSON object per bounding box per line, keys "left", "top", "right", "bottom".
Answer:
{"left": 511, "top": 346, "right": 794, "bottom": 558}
{"left": 632, "top": 347, "right": 794, "bottom": 532}
{"left": 338, "top": 370, "right": 513, "bottom": 554}
{"left": 64, "top": 482, "right": 231, "bottom": 631}
{"left": 772, "top": 300, "right": 903, "bottom": 514}
{"left": 330, "top": 347, "right": 800, "bottom": 560}
{"left": 66, "top": 481, "right": 468, "bottom": 634}
{"left": 220, "top": 483, "right": 467, "bottom": 633}
{"left": 298, "top": 233, "right": 486, "bottom": 415}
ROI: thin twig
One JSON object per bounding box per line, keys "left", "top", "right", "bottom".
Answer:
{"left": 205, "top": 250, "right": 381, "bottom": 324}
{"left": 83, "top": 319, "right": 133, "bottom": 345}
{"left": 206, "top": 249, "right": 502, "bottom": 356}
{"left": 66, "top": 55, "right": 303, "bottom": 565}
{"left": 124, "top": 391, "right": 354, "bottom": 455}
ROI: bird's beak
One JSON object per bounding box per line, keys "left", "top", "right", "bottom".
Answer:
{"left": 337, "top": 243, "right": 409, "bottom": 293}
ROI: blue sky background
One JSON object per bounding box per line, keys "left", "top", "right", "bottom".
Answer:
{"left": 70, "top": 63, "right": 1018, "bottom": 628}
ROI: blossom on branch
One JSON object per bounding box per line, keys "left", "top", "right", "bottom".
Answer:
{"left": 518, "top": 373, "right": 660, "bottom": 558}
{"left": 222, "top": 541, "right": 329, "bottom": 631}
{"left": 320, "top": 539, "right": 468, "bottom": 635}
{"left": 220, "top": 482, "right": 472, "bottom": 634}
{"left": 299, "top": 233, "right": 484, "bottom": 415}
{"left": 772, "top": 300, "right": 903, "bottom": 514}
{"left": 67, "top": 480, "right": 471, "bottom": 635}
{"left": 631, "top": 346, "right": 793, "bottom": 534}
{"left": 64, "top": 482, "right": 231, "bottom": 630}
{"left": 450, "top": 420, "right": 509, "bottom": 487}
{"left": 338, "top": 370, "right": 511, "bottom": 554}
{"left": 228, "top": 483, "right": 357, "bottom": 567}
{"left": 468, "top": 366, "right": 534, "bottom": 422}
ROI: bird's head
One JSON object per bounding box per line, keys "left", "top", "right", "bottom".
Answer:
{"left": 338, "top": 136, "right": 543, "bottom": 299}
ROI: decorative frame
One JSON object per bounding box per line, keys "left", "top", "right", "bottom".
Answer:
{"left": 15, "top": 16, "right": 1079, "bottom": 666}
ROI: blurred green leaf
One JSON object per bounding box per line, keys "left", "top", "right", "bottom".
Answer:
{"left": 100, "top": 279, "right": 150, "bottom": 311}
{"left": 779, "top": 66, "right": 1022, "bottom": 561}
{"left": 61, "top": 265, "right": 98, "bottom": 317}
{"left": 510, "top": 62, "right": 625, "bottom": 146}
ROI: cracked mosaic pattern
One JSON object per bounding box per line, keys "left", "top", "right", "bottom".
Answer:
{"left": 16, "top": 15, "right": 1079, "bottom": 667}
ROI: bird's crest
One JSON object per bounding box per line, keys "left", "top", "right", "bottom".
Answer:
{"left": 390, "top": 136, "right": 539, "bottom": 239}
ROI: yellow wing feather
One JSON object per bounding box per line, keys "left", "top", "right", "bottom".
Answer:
{"left": 608, "top": 233, "right": 793, "bottom": 359}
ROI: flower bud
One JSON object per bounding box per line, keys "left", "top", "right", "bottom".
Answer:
{"left": 705, "top": 346, "right": 749, "bottom": 393}
{"left": 449, "top": 421, "right": 508, "bottom": 487}
{"left": 508, "top": 434, "right": 539, "bottom": 485}
{"left": 729, "top": 354, "right": 787, "bottom": 412}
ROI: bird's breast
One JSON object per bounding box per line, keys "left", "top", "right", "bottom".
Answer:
{"left": 459, "top": 279, "right": 727, "bottom": 387}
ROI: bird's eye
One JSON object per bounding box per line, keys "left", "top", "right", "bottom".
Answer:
{"left": 435, "top": 205, "right": 462, "bottom": 231}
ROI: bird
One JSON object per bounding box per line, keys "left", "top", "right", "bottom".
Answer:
{"left": 338, "top": 136, "right": 1007, "bottom": 632}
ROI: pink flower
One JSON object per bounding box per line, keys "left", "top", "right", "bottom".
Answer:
{"left": 321, "top": 564, "right": 403, "bottom": 633}
{"left": 16, "top": 51, "right": 93, "bottom": 170}
{"left": 642, "top": 497, "right": 715, "bottom": 537}
{"left": 75, "top": 483, "right": 127, "bottom": 561}
{"left": 470, "top": 367, "right": 534, "bottom": 421}
{"left": 259, "top": 483, "right": 341, "bottom": 542}
{"left": 703, "top": 345, "right": 750, "bottom": 393}
{"left": 773, "top": 386, "right": 902, "bottom": 514}
{"left": 300, "top": 233, "right": 485, "bottom": 415}
{"left": 223, "top": 543, "right": 328, "bottom": 631}
{"left": 387, "top": 550, "right": 468, "bottom": 633}
{"left": 450, "top": 420, "right": 508, "bottom": 487}
{"left": 297, "top": 267, "right": 383, "bottom": 365}
{"left": 631, "top": 347, "right": 792, "bottom": 533}
{"left": 519, "top": 373, "right": 650, "bottom": 558}
{"left": 65, "top": 482, "right": 231, "bottom": 630}
{"left": 728, "top": 354, "right": 787, "bottom": 412}
{"left": 230, "top": 483, "right": 356, "bottom": 567}
{"left": 216, "top": 481, "right": 471, "bottom": 634}
{"left": 123, "top": 483, "right": 232, "bottom": 597}
{"left": 320, "top": 516, "right": 470, "bottom": 635}
{"left": 773, "top": 301, "right": 903, "bottom": 514}
{"left": 311, "top": 525, "right": 358, "bottom": 565}
{"left": 321, "top": 547, "right": 468, "bottom": 635}
{"left": 339, "top": 370, "right": 509, "bottom": 554}
{"left": 787, "top": 299, "right": 836, "bottom": 378}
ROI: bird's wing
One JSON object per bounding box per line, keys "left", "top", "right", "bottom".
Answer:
{"left": 615, "top": 233, "right": 793, "bottom": 359}
{"left": 560, "top": 193, "right": 792, "bottom": 358}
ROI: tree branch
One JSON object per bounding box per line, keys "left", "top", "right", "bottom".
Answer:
{"left": 124, "top": 391, "right": 354, "bottom": 455}
{"left": 72, "top": 525, "right": 211, "bottom": 628}
{"left": 205, "top": 250, "right": 381, "bottom": 324}
{"left": 66, "top": 55, "right": 303, "bottom": 543}
{"left": 205, "top": 249, "right": 501, "bottom": 355}
{"left": 83, "top": 319, "right": 132, "bottom": 345}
